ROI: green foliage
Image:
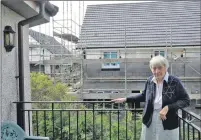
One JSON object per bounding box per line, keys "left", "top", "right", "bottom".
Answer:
{"left": 179, "top": 125, "right": 200, "bottom": 140}
{"left": 33, "top": 110, "right": 142, "bottom": 140}
{"left": 31, "top": 72, "right": 75, "bottom": 101}
{"left": 30, "top": 72, "right": 142, "bottom": 140}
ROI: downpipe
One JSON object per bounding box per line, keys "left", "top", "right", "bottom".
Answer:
{"left": 17, "top": 1, "right": 45, "bottom": 130}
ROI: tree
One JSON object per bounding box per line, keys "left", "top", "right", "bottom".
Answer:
{"left": 30, "top": 72, "right": 142, "bottom": 140}
{"left": 31, "top": 72, "right": 74, "bottom": 101}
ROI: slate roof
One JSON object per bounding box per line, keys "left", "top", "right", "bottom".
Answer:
{"left": 29, "top": 29, "right": 70, "bottom": 54}
{"left": 78, "top": 1, "right": 200, "bottom": 49}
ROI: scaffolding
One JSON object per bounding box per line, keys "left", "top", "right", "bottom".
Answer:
{"left": 28, "top": 1, "right": 201, "bottom": 99}
{"left": 51, "top": 1, "right": 84, "bottom": 88}
{"left": 29, "top": 1, "right": 85, "bottom": 92}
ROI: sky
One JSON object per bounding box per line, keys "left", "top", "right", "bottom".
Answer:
{"left": 31, "top": 1, "right": 149, "bottom": 35}
{"left": 30, "top": 1, "right": 150, "bottom": 51}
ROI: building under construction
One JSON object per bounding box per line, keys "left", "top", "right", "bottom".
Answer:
{"left": 29, "top": 1, "right": 201, "bottom": 103}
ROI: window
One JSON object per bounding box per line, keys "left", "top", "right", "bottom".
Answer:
{"left": 96, "top": 91, "right": 104, "bottom": 94}
{"left": 154, "top": 50, "right": 165, "bottom": 57}
{"left": 102, "top": 52, "right": 120, "bottom": 70}
{"left": 132, "top": 90, "right": 140, "bottom": 93}
{"left": 111, "top": 91, "right": 120, "bottom": 94}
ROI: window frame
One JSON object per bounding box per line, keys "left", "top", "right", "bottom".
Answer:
{"left": 153, "top": 50, "right": 166, "bottom": 57}
{"left": 101, "top": 51, "right": 120, "bottom": 70}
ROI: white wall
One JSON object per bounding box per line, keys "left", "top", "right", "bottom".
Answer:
{"left": 44, "top": 65, "right": 50, "bottom": 74}
{"left": 0, "top": 1, "right": 2, "bottom": 133}
{"left": 0, "top": 4, "right": 31, "bottom": 131}
{"left": 85, "top": 50, "right": 102, "bottom": 59}
{"left": 85, "top": 47, "right": 200, "bottom": 59}
{"left": 29, "top": 48, "right": 52, "bottom": 74}
{"left": 29, "top": 48, "right": 52, "bottom": 61}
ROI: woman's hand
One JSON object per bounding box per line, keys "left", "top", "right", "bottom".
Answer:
{"left": 111, "top": 98, "right": 126, "bottom": 103}
{"left": 159, "top": 106, "right": 169, "bottom": 121}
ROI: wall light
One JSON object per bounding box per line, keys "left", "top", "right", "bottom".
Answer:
{"left": 4, "top": 26, "right": 15, "bottom": 52}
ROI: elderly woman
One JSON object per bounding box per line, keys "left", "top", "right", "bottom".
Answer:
{"left": 112, "top": 55, "right": 190, "bottom": 140}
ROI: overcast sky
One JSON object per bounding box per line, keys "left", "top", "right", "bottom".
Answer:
{"left": 30, "top": 1, "right": 151, "bottom": 50}
{"left": 31, "top": 1, "right": 149, "bottom": 35}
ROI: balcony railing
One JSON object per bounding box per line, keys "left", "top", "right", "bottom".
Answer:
{"left": 178, "top": 109, "right": 201, "bottom": 140}
{"left": 14, "top": 101, "right": 201, "bottom": 140}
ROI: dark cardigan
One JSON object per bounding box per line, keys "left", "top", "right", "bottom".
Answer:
{"left": 126, "top": 75, "right": 190, "bottom": 130}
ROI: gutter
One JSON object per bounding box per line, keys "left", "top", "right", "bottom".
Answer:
{"left": 1, "top": 1, "right": 58, "bottom": 19}
{"left": 44, "top": 1, "right": 59, "bottom": 16}
{"left": 17, "top": 1, "right": 58, "bottom": 130}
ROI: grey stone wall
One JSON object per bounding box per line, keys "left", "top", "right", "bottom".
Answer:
{"left": 84, "top": 59, "right": 200, "bottom": 78}
{"left": 83, "top": 58, "right": 200, "bottom": 99}
{"left": 84, "top": 61, "right": 152, "bottom": 77}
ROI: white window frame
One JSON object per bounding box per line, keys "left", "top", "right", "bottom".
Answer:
{"left": 153, "top": 50, "right": 166, "bottom": 57}
{"left": 102, "top": 52, "right": 120, "bottom": 69}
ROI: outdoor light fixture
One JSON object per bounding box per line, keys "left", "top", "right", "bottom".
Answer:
{"left": 4, "top": 26, "right": 15, "bottom": 52}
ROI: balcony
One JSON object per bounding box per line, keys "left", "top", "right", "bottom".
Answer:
{"left": 14, "top": 101, "right": 201, "bottom": 140}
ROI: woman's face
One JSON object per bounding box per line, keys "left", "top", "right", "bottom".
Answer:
{"left": 151, "top": 65, "right": 166, "bottom": 81}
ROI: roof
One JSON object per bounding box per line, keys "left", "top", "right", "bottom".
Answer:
{"left": 2, "top": 1, "right": 59, "bottom": 27}
{"left": 29, "top": 29, "right": 70, "bottom": 54}
{"left": 53, "top": 31, "right": 79, "bottom": 44}
{"left": 78, "top": 1, "right": 201, "bottom": 49}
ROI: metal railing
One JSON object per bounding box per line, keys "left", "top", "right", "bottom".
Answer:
{"left": 179, "top": 109, "right": 201, "bottom": 140}
{"left": 14, "top": 101, "right": 201, "bottom": 140}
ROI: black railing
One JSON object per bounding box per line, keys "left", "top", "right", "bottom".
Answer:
{"left": 14, "top": 101, "right": 201, "bottom": 140}
{"left": 14, "top": 101, "right": 142, "bottom": 140}
{"left": 178, "top": 109, "right": 201, "bottom": 140}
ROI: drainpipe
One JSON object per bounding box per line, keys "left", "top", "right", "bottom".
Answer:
{"left": 17, "top": 1, "right": 45, "bottom": 130}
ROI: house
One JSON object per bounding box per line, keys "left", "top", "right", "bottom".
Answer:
{"left": 0, "top": 1, "right": 58, "bottom": 131}
{"left": 28, "top": 29, "right": 81, "bottom": 86}
{"left": 29, "top": 29, "right": 70, "bottom": 74}
{"left": 77, "top": 1, "right": 201, "bottom": 100}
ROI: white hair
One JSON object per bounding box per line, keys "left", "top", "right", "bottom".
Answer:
{"left": 149, "top": 55, "right": 169, "bottom": 70}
